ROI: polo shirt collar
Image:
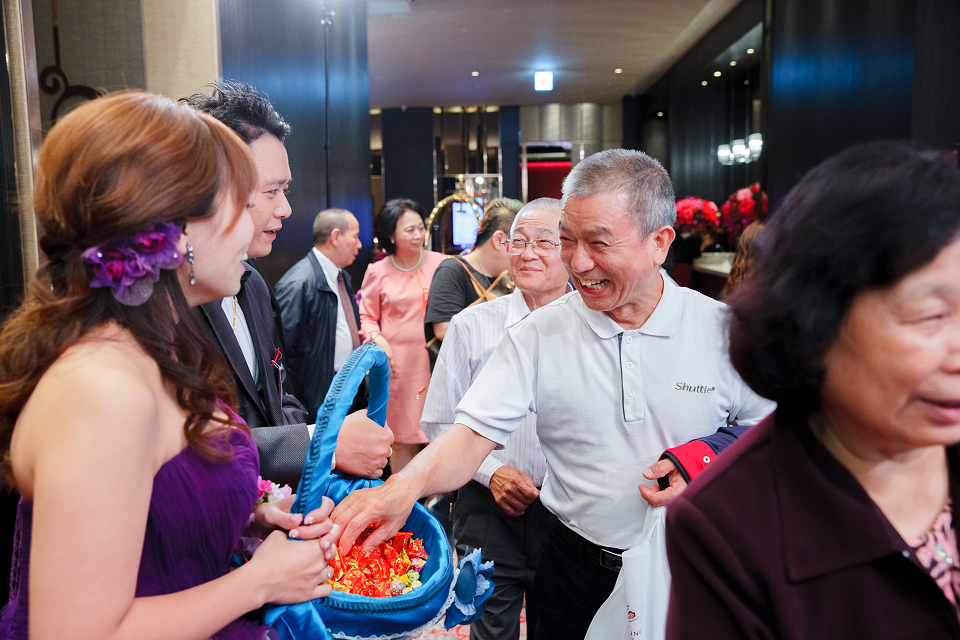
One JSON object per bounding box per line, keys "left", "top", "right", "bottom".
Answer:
{"left": 771, "top": 409, "right": 960, "bottom": 582}
{"left": 577, "top": 271, "right": 679, "bottom": 339}
{"left": 503, "top": 290, "right": 532, "bottom": 330}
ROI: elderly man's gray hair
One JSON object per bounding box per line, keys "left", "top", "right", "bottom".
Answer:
{"left": 510, "top": 197, "right": 562, "bottom": 236}
{"left": 561, "top": 149, "right": 676, "bottom": 236}
{"left": 313, "top": 208, "right": 353, "bottom": 245}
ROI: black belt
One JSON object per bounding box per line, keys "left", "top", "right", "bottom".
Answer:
{"left": 550, "top": 515, "right": 626, "bottom": 572}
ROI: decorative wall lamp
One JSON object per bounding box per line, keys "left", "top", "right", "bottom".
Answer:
{"left": 717, "top": 133, "right": 762, "bottom": 165}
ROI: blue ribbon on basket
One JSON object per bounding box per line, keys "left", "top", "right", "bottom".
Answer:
{"left": 263, "top": 343, "right": 493, "bottom": 639}
{"left": 444, "top": 548, "right": 495, "bottom": 629}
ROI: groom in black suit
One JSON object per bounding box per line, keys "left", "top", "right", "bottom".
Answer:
{"left": 183, "top": 82, "right": 392, "bottom": 489}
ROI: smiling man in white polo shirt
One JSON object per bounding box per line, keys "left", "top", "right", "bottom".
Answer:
{"left": 332, "top": 149, "right": 774, "bottom": 640}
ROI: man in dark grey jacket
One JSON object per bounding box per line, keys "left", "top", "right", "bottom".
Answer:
{"left": 275, "top": 208, "right": 362, "bottom": 419}
{"left": 184, "top": 81, "right": 391, "bottom": 489}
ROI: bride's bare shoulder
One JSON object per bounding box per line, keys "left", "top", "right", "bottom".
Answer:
{"left": 11, "top": 322, "right": 171, "bottom": 491}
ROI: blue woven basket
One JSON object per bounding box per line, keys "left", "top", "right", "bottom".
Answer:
{"left": 264, "top": 344, "right": 457, "bottom": 640}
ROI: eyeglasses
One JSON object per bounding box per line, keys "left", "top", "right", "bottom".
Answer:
{"left": 505, "top": 238, "right": 561, "bottom": 255}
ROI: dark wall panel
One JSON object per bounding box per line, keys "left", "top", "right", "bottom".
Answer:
{"left": 219, "top": 0, "right": 371, "bottom": 286}
{"left": 499, "top": 105, "right": 520, "bottom": 200}
{"left": 382, "top": 107, "right": 435, "bottom": 211}
{"left": 766, "top": 0, "right": 916, "bottom": 206}
{"left": 911, "top": 0, "right": 960, "bottom": 152}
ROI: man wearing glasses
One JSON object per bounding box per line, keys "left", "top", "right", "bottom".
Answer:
{"left": 333, "top": 149, "right": 774, "bottom": 639}
{"left": 421, "top": 198, "right": 570, "bottom": 640}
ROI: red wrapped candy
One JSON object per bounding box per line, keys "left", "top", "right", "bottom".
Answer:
{"left": 328, "top": 530, "right": 429, "bottom": 597}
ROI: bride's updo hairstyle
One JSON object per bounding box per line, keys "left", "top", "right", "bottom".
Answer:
{"left": 0, "top": 91, "right": 258, "bottom": 486}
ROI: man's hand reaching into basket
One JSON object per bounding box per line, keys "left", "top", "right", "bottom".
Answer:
{"left": 331, "top": 423, "right": 498, "bottom": 555}
{"left": 331, "top": 476, "right": 422, "bottom": 555}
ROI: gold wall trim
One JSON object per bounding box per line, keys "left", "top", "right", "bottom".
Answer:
{"left": 3, "top": 0, "right": 42, "bottom": 284}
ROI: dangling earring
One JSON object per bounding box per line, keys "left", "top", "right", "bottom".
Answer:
{"left": 186, "top": 242, "right": 196, "bottom": 285}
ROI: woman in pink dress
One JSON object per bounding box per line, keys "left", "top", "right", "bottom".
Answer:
{"left": 359, "top": 199, "right": 446, "bottom": 473}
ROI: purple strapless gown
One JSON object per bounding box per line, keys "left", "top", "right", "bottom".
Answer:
{"left": 0, "top": 428, "right": 279, "bottom": 639}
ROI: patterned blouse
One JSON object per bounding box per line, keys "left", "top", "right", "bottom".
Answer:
{"left": 905, "top": 500, "right": 960, "bottom": 622}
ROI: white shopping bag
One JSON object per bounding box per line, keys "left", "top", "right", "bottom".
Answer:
{"left": 585, "top": 506, "right": 671, "bottom": 640}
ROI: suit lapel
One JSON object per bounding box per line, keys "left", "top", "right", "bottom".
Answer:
{"left": 198, "top": 296, "right": 266, "bottom": 420}
{"left": 236, "top": 269, "right": 284, "bottom": 426}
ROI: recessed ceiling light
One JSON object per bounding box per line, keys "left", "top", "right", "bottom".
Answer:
{"left": 729, "top": 61, "right": 737, "bottom": 66}
{"left": 535, "top": 71, "right": 553, "bottom": 91}
{"left": 433, "top": 107, "right": 442, "bottom": 114}
{"left": 471, "top": 71, "right": 479, "bottom": 77}
{"left": 614, "top": 68, "right": 623, "bottom": 74}
{"left": 369, "top": 108, "right": 382, "bottom": 115}
{"left": 744, "top": 80, "right": 750, "bottom": 85}
{"left": 746, "top": 48, "right": 755, "bottom": 54}
{"left": 702, "top": 80, "right": 708, "bottom": 86}
{"left": 657, "top": 112, "right": 664, "bottom": 117}
{"left": 714, "top": 71, "right": 722, "bottom": 77}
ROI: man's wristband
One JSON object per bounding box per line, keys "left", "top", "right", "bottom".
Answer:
{"left": 368, "top": 331, "right": 382, "bottom": 342}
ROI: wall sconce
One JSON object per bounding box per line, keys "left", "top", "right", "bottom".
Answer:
{"left": 717, "top": 133, "right": 762, "bottom": 165}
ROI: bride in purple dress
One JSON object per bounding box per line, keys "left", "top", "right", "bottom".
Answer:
{"left": 0, "top": 91, "right": 339, "bottom": 639}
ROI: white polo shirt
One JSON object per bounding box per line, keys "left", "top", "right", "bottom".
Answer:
{"left": 421, "top": 290, "right": 547, "bottom": 487}
{"left": 455, "top": 276, "right": 775, "bottom": 549}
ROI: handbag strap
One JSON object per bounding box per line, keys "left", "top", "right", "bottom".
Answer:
{"left": 455, "top": 258, "right": 509, "bottom": 307}
{"left": 292, "top": 343, "right": 390, "bottom": 515}
{"left": 453, "top": 257, "right": 488, "bottom": 300}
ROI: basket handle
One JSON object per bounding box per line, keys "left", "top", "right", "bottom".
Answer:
{"left": 292, "top": 343, "right": 390, "bottom": 515}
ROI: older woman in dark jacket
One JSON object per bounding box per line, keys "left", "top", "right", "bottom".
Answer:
{"left": 666, "top": 142, "right": 960, "bottom": 639}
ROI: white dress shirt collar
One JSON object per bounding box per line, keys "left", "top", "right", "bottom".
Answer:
{"left": 312, "top": 246, "right": 340, "bottom": 289}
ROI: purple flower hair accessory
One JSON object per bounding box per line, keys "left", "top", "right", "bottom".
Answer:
{"left": 81, "top": 222, "right": 184, "bottom": 306}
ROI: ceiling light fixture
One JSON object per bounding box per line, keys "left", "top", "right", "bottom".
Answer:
{"left": 535, "top": 71, "right": 553, "bottom": 91}
{"left": 701, "top": 80, "right": 708, "bottom": 86}
{"left": 657, "top": 111, "right": 664, "bottom": 117}
{"left": 471, "top": 71, "right": 479, "bottom": 77}
{"left": 746, "top": 48, "right": 755, "bottom": 54}
{"left": 714, "top": 71, "right": 722, "bottom": 77}
{"left": 614, "top": 68, "right": 623, "bottom": 74}
{"left": 729, "top": 61, "right": 736, "bottom": 66}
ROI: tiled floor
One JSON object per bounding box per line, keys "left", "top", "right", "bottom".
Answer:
{"left": 421, "top": 606, "right": 528, "bottom": 639}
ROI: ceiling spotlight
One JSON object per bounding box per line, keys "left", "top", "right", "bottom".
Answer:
{"left": 744, "top": 80, "right": 750, "bottom": 85}
{"left": 471, "top": 71, "right": 479, "bottom": 77}
{"left": 657, "top": 111, "right": 664, "bottom": 117}
{"left": 746, "top": 48, "right": 755, "bottom": 54}
{"left": 729, "top": 61, "right": 737, "bottom": 66}
{"left": 614, "top": 68, "right": 623, "bottom": 74}
{"left": 701, "top": 80, "right": 708, "bottom": 86}
{"left": 535, "top": 71, "right": 553, "bottom": 91}
{"left": 714, "top": 71, "right": 722, "bottom": 77}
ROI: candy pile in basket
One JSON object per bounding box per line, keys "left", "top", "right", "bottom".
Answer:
{"left": 329, "top": 530, "right": 429, "bottom": 597}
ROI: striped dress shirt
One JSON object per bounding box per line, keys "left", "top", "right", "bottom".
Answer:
{"left": 421, "top": 290, "right": 548, "bottom": 487}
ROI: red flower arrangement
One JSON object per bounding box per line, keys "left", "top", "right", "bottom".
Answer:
{"left": 721, "top": 183, "right": 769, "bottom": 236}
{"left": 675, "top": 197, "right": 720, "bottom": 232}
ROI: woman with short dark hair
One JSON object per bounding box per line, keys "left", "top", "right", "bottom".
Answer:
{"left": 360, "top": 198, "right": 447, "bottom": 473}
{"left": 665, "top": 141, "right": 960, "bottom": 638}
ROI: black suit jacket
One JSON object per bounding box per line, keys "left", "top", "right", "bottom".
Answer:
{"left": 275, "top": 250, "right": 360, "bottom": 418}
{"left": 197, "top": 264, "right": 311, "bottom": 488}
